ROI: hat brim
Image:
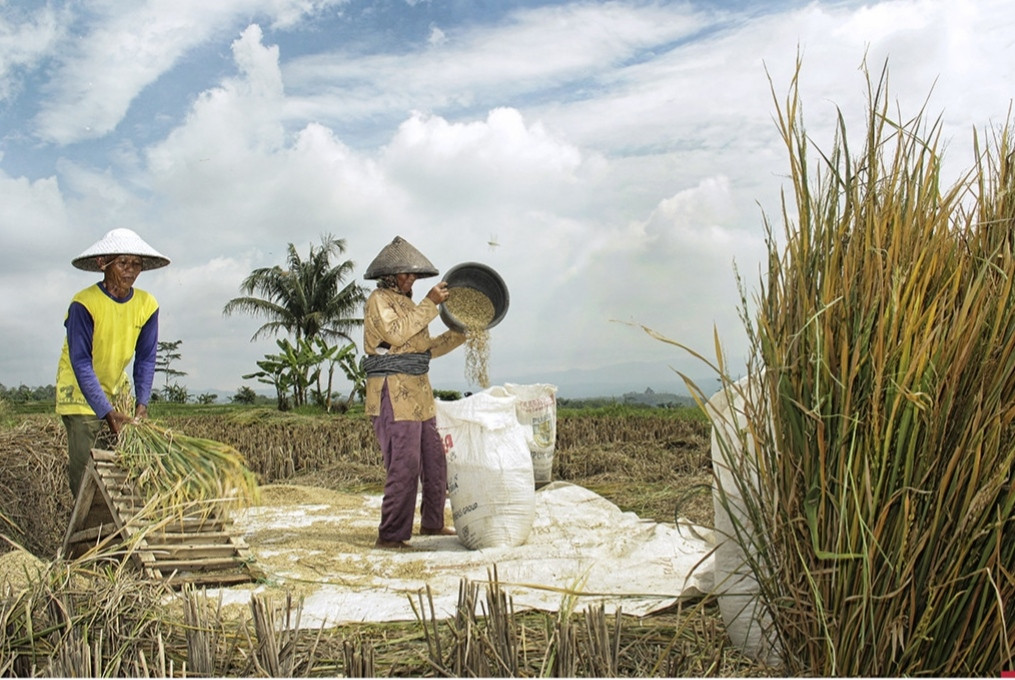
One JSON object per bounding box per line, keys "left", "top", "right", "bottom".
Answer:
{"left": 72, "top": 254, "right": 171, "bottom": 272}
{"left": 364, "top": 265, "right": 439, "bottom": 280}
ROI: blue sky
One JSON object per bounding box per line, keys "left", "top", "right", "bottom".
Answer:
{"left": 2, "top": 0, "right": 1013, "bottom": 398}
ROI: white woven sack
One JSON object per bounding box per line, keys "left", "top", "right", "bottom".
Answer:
{"left": 707, "top": 375, "right": 782, "bottom": 666}
{"left": 502, "top": 383, "right": 558, "bottom": 485}
{"left": 436, "top": 386, "right": 536, "bottom": 549}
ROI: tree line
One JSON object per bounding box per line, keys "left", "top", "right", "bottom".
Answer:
{"left": 0, "top": 383, "right": 55, "bottom": 403}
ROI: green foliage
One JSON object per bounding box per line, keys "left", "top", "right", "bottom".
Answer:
{"left": 155, "top": 339, "right": 186, "bottom": 383}
{"left": 222, "top": 233, "right": 367, "bottom": 345}
{"left": 244, "top": 337, "right": 365, "bottom": 412}
{"left": 433, "top": 388, "right": 463, "bottom": 401}
{"left": 557, "top": 396, "right": 624, "bottom": 409}
{"left": 558, "top": 401, "right": 707, "bottom": 422}
{"left": 146, "top": 400, "right": 268, "bottom": 417}
{"left": 243, "top": 339, "right": 301, "bottom": 410}
{"left": 334, "top": 341, "right": 366, "bottom": 405}
{"left": 224, "top": 234, "right": 368, "bottom": 412}
{"left": 232, "top": 386, "right": 258, "bottom": 404}
{"left": 308, "top": 338, "right": 362, "bottom": 411}
{"left": 0, "top": 383, "right": 55, "bottom": 403}
{"left": 161, "top": 383, "right": 190, "bottom": 404}
{"left": 154, "top": 339, "right": 190, "bottom": 403}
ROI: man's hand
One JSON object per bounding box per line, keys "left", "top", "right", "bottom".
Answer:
{"left": 427, "top": 281, "right": 450, "bottom": 304}
{"left": 104, "top": 410, "right": 133, "bottom": 435}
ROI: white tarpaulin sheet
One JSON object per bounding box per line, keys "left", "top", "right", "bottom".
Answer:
{"left": 210, "top": 481, "right": 714, "bottom": 629}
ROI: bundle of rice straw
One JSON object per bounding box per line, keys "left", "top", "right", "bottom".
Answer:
{"left": 116, "top": 419, "right": 260, "bottom": 516}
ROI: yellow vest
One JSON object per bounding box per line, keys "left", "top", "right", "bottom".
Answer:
{"left": 55, "top": 284, "right": 159, "bottom": 416}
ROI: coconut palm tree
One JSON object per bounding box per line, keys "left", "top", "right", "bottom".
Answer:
{"left": 223, "top": 234, "right": 367, "bottom": 345}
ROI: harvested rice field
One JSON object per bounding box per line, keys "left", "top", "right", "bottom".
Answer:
{"left": 0, "top": 406, "right": 774, "bottom": 677}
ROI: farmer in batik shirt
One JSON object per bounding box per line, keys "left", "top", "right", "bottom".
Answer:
{"left": 362, "top": 236, "right": 465, "bottom": 549}
{"left": 55, "top": 228, "right": 170, "bottom": 495}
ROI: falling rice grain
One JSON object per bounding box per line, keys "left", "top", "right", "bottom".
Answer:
{"left": 445, "top": 287, "right": 494, "bottom": 388}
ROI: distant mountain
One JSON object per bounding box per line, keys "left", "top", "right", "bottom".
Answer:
{"left": 197, "top": 360, "right": 723, "bottom": 403}
{"left": 617, "top": 386, "right": 689, "bottom": 407}
{"left": 497, "top": 360, "right": 719, "bottom": 400}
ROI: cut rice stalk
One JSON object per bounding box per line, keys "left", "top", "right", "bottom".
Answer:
{"left": 116, "top": 420, "right": 260, "bottom": 516}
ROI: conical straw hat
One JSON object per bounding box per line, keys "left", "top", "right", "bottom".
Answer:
{"left": 72, "top": 228, "right": 171, "bottom": 272}
{"left": 364, "top": 236, "right": 439, "bottom": 279}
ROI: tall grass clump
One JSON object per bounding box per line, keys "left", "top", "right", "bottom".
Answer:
{"left": 701, "top": 59, "right": 1015, "bottom": 676}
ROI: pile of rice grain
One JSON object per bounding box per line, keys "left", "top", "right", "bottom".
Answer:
{"left": 0, "top": 547, "right": 47, "bottom": 594}
{"left": 445, "top": 287, "right": 494, "bottom": 388}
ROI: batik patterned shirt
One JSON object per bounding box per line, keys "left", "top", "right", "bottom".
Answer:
{"left": 363, "top": 287, "right": 464, "bottom": 421}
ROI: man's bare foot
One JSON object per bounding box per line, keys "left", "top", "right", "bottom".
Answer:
{"left": 374, "top": 538, "right": 412, "bottom": 550}
{"left": 419, "top": 526, "right": 456, "bottom": 536}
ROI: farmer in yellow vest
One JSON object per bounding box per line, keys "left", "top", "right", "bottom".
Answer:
{"left": 362, "top": 236, "right": 465, "bottom": 549}
{"left": 55, "top": 229, "right": 170, "bottom": 495}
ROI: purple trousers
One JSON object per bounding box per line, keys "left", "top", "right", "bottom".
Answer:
{"left": 372, "top": 382, "right": 448, "bottom": 542}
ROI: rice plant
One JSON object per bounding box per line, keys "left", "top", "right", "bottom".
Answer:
{"left": 697, "top": 58, "right": 1015, "bottom": 676}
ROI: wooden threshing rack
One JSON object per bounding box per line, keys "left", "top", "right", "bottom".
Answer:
{"left": 62, "top": 448, "right": 263, "bottom": 588}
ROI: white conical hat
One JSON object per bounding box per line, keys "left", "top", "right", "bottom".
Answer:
{"left": 364, "top": 236, "right": 438, "bottom": 280}
{"left": 72, "top": 228, "right": 171, "bottom": 272}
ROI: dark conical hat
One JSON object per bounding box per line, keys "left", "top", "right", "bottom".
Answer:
{"left": 364, "top": 236, "right": 439, "bottom": 279}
